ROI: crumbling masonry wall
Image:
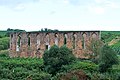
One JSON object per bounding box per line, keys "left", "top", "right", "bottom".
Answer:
{"left": 9, "top": 31, "right": 100, "bottom": 58}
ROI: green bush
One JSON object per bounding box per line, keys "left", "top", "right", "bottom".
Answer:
{"left": 43, "top": 45, "right": 76, "bottom": 75}
{"left": 101, "top": 31, "right": 120, "bottom": 43}
{"left": 0, "top": 57, "right": 48, "bottom": 79}
{"left": 111, "top": 43, "right": 120, "bottom": 55}
{"left": 27, "top": 72, "right": 51, "bottom": 80}
{"left": 61, "top": 60, "right": 98, "bottom": 73}
{"left": 0, "top": 58, "right": 43, "bottom": 70}
{"left": 0, "top": 31, "right": 7, "bottom": 38}
{"left": 0, "top": 37, "right": 9, "bottom": 50}
{"left": 0, "top": 50, "right": 9, "bottom": 57}
{"left": 0, "top": 68, "right": 51, "bottom": 80}
{"left": 99, "top": 45, "right": 119, "bottom": 73}
{"left": 52, "top": 69, "right": 90, "bottom": 80}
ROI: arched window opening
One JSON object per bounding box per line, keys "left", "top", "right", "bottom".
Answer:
{"left": 28, "top": 37, "right": 30, "bottom": 47}
{"left": 11, "top": 34, "right": 13, "bottom": 41}
{"left": 16, "top": 36, "right": 21, "bottom": 51}
{"left": 73, "top": 36, "right": 75, "bottom": 49}
{"left": 64, "top": 34, "right": 67, "bottom": 45}
{"left": 46, "top": 45, "right": 48, "bottom": 50}
{"left": 73, "top": 33, "right": 76, "bottom": 49}
{"left": 55, "top": 33, "right": 58, "bottom": 46}
{"left": 10, "top": 34, "right": 13, "bottom": 50}
{"left": 37, "top": 35, "right": 40, "bottom": 49}
{"left": 45, "top": 33, "right": 50, "bottom": 50}
{"left": 82, "top": 33, "right": 87, "bottom": 49}
{"left": 92, "top": 33, "right": 97, "bottom": 39}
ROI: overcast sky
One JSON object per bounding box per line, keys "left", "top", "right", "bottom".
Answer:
{"left": 0, "top": 0, "right": 120, "bottom": 31}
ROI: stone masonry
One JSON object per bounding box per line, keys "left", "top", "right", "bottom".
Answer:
{"left": 9, "top": 31, "right": 100, "bottom": 58}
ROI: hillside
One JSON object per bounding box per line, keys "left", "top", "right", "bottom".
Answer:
{"left": 101, "top": 31, "right": 120, "bottom": 54}
{"left": 101, "top": 31, "right": 120, "bottom": 43}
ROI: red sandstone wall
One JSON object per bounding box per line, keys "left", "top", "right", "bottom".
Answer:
{"left": 9, "top": 31, "right": 100, "bottom": 58}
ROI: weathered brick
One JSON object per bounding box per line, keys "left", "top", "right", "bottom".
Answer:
{"left": 9, "top": 31, "right": 100, "bottom": 58}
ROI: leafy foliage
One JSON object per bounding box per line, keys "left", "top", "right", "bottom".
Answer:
{"left": 0, "top": 30, "right": 120, "bottom": 79}
{"left": 101, "top": 31, "right": 120, "bottom": 55}
{"left": 0, "top": 49, "right": 120, "bottom": 80}
{"left": 0, "top": 37, "right": 9, "bottom": 50}
{"left": 101, "top": 31, "right": 120, "bottom": 43}
{"left": 54, "top": 70, "right": 90, "bottom": 80}
{"left": 61, "top": 60, "right": 98, "bottom": 73}
{"left": 0, "top": 51, "right": 51, "bottom": 80}
{"left": 0, "top": 50, "right": 9, "bottom": 57}
{"left": 0, "top": 31, "right": 7, "bottom": 38}
{"left": 110, "top": 41, "right": 120, "bottom": 55}
{"left": 52, "top": 60, "right": 98, "bottom": 80}
{"left": 6, "top": 28, "right": 25, "bottom": 36}
{"left": 43, "top": 45, "right": 76, "bottom": 75}
{"left": 99, "top": 45, "right": 119, "bottom": 73}
{"left": 0, "top": 54, "right": 51, "bottom": 80}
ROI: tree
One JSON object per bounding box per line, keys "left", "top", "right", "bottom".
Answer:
{"left": 43, "top": 45, "right": 76, "bottom": 75}
{"left": 0, "top": 37, "right": 9, "bottom": 50}
{"left": 99, "top": 45, "right": 119, "bottom": 73}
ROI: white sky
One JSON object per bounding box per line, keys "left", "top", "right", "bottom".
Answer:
{"left": 0, "top": 0, "right": 120, "bottom": 31}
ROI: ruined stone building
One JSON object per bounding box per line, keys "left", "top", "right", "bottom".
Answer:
{"left": 9, "top": 31, "right": 100, "bottom": 58}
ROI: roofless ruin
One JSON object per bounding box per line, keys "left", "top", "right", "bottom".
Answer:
{"left": 9, "top": 30, "right": 100, "bottom": 58}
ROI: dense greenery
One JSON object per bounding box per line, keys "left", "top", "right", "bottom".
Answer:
{"left": 101, "top": 31, "right": 120, "bottom": 55}
{"left": 99, "top": 45, "right": 119, "bottom": 73}
{"left": 0, "top": 51, "right": 51, "bottom": 80}
{"left": 0, "top": 30, "right": 9, "bottom": 50}
{"left": 0, "top": 31, "right": 7, "bottom": 38}
{"left": 43, "top": 45, "right": 76, "bottom": 75}
{"left": 111, "top": 42, "right": 120, "bottom": 55}
{"left": 0, "top": 49, "right": 120, "bottom": 79}
{"left": 0, "top": 37, "right": 9, "bottom": 50}
{"left": 101, "top": 31, "right": 120, "bottom": 43}
{"left": 0, "top": 30, "right": 120, "bottom": 79}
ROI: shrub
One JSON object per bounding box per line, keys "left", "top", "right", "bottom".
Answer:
{"left": 52, "top": 70, "right": 90, "bottom": 80}
{"left": 61, "top": 60, "right": 98, "bottom": 73}
{"left": 43, "top": 45, "right": 76, "bottom": 75}
{"left": 0, "top": 57, "right": 46, "bottom": 79}
{"left": 99, "top": 45, "right": 119, "bottom": 73}
{"left": 0, "top": 50, "right": 9, "bottom": 57}
{"left": 110, "top": 40, "right": 120, "bottom": 55}
{"left": 26, "top": 72, "right": 51, "bottom": 80}
{"left": 0, "top": 37, "right": 9, "bottom": 50}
